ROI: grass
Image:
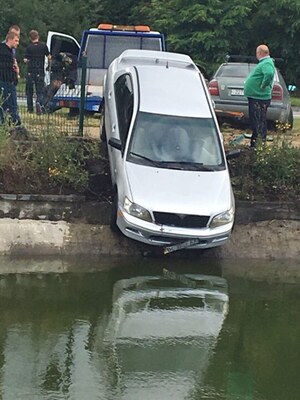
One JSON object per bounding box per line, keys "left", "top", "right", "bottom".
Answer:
{"left": 18, "top": 105, "right": 101, "bottom": 137}
{"left": 290, "top": 95, "right": 300, "bottom": 108}
{"left": 293, "top": 117, "right": 300, "bottom": 131}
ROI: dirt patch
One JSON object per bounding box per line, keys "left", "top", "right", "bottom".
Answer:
{"left": 221, "top": 124, "right": 300, "bottom": 148}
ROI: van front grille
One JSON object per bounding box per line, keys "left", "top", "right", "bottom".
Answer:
{"left": 153, "top": 212, "right": 209, "bottom": 228}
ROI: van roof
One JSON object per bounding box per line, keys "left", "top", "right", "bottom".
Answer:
{"left": 118, "top": 49, "right": 197, "bottom": 70}
{"left": 87, "top": 28, "right": 161, "bottom": 35}
{"left": 136, "top": 62, "right": 212, "bottom": 118}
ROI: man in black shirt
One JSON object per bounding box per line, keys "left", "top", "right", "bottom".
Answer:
{"left": 24, "top": 30, "right": 50, "bottom": 113}
{"left": 0, "top": 31, "right": 21, "bottom": 125}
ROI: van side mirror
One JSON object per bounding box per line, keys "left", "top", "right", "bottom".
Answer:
{"left": 108, "top": 137, "right": 122, "bottom": 150}
{"left": 226, "top": 149, "right": 242, "bottom": 160}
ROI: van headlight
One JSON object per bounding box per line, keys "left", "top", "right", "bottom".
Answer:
{"left": 124, "top": 197, "right": 152, "bottom": 222}
{"left": 210, "top": 208, "right": 234, "bottom": 228}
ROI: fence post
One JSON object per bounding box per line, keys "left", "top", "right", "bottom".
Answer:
{"left": 78, "top": 54, "right": 87, "bottom": 136}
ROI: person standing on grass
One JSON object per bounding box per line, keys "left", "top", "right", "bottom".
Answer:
{"left": 244, "top": 44, "right": 275, "bottom": 148}
{"left": 24, "top": 30, "right": 51, "bottom": 114}
{"left": 0, "top": 31, "right": 21, "bottom": 126}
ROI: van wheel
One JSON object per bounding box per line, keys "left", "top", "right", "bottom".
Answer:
{"left": 99, "top": 104, "right": 106, "bottom": 142}
{"left": 110, "top": 192, "right": 119, "bottom": 233}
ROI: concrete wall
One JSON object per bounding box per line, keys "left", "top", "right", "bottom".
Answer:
{"left": 0, "top": 195, "right": 299, "bottom": 258}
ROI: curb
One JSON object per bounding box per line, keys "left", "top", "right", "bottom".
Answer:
{"left": 0, "top": 195, "right": 299, "bottom": 259}
{"left": 0, "top": 194, "right": 299, "bottom": 225}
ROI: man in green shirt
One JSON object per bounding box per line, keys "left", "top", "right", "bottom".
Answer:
{"left": 244, "top": 44, "right": 275, "bottom": 147}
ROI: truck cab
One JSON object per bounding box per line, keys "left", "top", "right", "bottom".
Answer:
{"left": 46, "top": 24, "right": 166, "bottom": 113}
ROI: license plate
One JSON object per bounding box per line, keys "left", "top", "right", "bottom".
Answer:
{"left": 164, "top": 238, "right": 201, "bottom": 254}
{"left": 230, "top": 89, "right": 244, "bottom": 96}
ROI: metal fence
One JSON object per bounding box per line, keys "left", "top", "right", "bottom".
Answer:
{"left": 0, "top": 54, "right": 100, "bottom": 139}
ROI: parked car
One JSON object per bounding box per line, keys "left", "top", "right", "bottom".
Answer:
{"left": 102, "top": 49, "right": 238, "bottom": 251}
{"left": 208, "top": 60, "right": 293, "bottom": 129}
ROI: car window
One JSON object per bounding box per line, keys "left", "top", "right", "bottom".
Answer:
{"left": 114, "top": 74, "right": 134, "bottom": 147}
{"left": 128, "top": 112, "right": 225, "bottom": 169}
{"left": 217, "top": 63, "right": 281, "bottom": 84}
{"left": 217, "top": 64, "right": 256, "bottom": 78}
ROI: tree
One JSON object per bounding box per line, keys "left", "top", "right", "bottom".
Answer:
{"left": 0, "top": 0, "right": 300, "bottom": 86}
{"left": 129, "top": 0, "right": 257, "bottom": 76}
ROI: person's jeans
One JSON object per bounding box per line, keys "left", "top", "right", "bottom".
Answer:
{"left": 248, "top": 97, "right": 271, "bottom": 147}
{"left": 25, "top": 72, "right": 45, "bottom": 112}
{"left": 0, "top": 80, "right": 21, "bottom": 126}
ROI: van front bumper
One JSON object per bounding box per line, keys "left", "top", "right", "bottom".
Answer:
{"left": 117, "top": 211, "right": 233, "bottom": 249}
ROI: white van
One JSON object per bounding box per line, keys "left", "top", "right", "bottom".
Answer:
{"left": 103, "top": 49, "right": 237, "bottom": 251}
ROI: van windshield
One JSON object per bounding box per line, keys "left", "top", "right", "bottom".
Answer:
{"left": 128, "top": 112, "right": 225, "bottom": 170}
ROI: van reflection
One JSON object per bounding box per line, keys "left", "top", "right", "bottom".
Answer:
{"left": 105, "top": 271, "right": 229, "bottom": 399}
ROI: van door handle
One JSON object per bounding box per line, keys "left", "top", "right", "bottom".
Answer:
{"left": 108, "top": 91, "right": 112, "bottom": 99}
{"left": 112, "top": 124, "right": 116, "bottom": 132}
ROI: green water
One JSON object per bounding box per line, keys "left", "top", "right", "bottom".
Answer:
{"left": 0, "top": 257, "right": 299, "bottom": 399}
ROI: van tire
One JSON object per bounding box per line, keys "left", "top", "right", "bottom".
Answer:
{"left": 110, "top": 191, "right": 119, "bottom": 233}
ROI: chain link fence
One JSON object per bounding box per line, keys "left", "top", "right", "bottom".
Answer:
{"left": 1, "top": 54, "right": 100, "bottom": 139}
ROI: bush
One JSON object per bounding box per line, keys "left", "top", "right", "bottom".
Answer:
{"left": 228, "top": 136, "right": 300, "bottom": 201}
{"left": 0, "top": 122, "right": 108, "bottom": 197}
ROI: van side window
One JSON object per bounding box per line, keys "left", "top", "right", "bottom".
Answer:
{"left": 114, "top": 74, "right": 134, "bottom": 147}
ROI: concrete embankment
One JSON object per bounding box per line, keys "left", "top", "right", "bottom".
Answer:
{"left": 0, "top": 195, "right": 299, "bottom": 259}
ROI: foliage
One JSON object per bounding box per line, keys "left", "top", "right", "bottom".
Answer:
{"left": 1, "top": 0, "right": 300, "bottom": 84}
{"left": 0, "top": 121, "right": 106, "bottom": 196}
{"left": 229, "top": 136, "right": 300, "bottom": 201}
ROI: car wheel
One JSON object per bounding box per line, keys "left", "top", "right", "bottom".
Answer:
{"left": 110, "top": 191, "right": 119, "bottom": 233}
{"left": 288, "top": 108, "right": 294, "bottom": 129}
{"left": 99, "top": 104, "right": 106, "bottom": 142}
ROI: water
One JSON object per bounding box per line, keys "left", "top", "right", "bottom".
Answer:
{"left": 0, "top": 256, "right": 299, "bottom": 399}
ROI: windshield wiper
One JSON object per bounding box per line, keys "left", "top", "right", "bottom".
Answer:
{"left": 129, "top": 152, "right": 164, "bottom": 167}
{"left": 130, "top": 153, "right": 217, "bottom": 171}
{"left": 157, "top": 161, "right": 216, "bottom": 171}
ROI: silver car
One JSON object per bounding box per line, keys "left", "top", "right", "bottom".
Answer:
{"left": 208, "top": 61, "right": 293, "bottom": 128}
{"left": 102, "top": 49, "right": 236, "bottom": 250}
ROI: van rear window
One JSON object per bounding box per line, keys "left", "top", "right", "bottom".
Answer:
{"left": 85, "top": 34, "right": 162, "bottom": 69}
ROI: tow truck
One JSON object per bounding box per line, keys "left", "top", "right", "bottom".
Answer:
{"left": 46, "top": 24, "right": 166, "bottom": 113}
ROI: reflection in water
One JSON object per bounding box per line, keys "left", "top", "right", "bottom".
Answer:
{"left": 103, "top": 272, "right": 228, "bottom": 399}
{"left": 0, "top": 259, "right": 299, "bottom": 400}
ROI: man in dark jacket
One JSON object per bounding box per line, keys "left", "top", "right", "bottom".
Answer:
{"left": 24, "top": 30, "right": 51, "bottom": 113}
{"left": 0, "top": 31, "right": 21, "bottom": 125}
